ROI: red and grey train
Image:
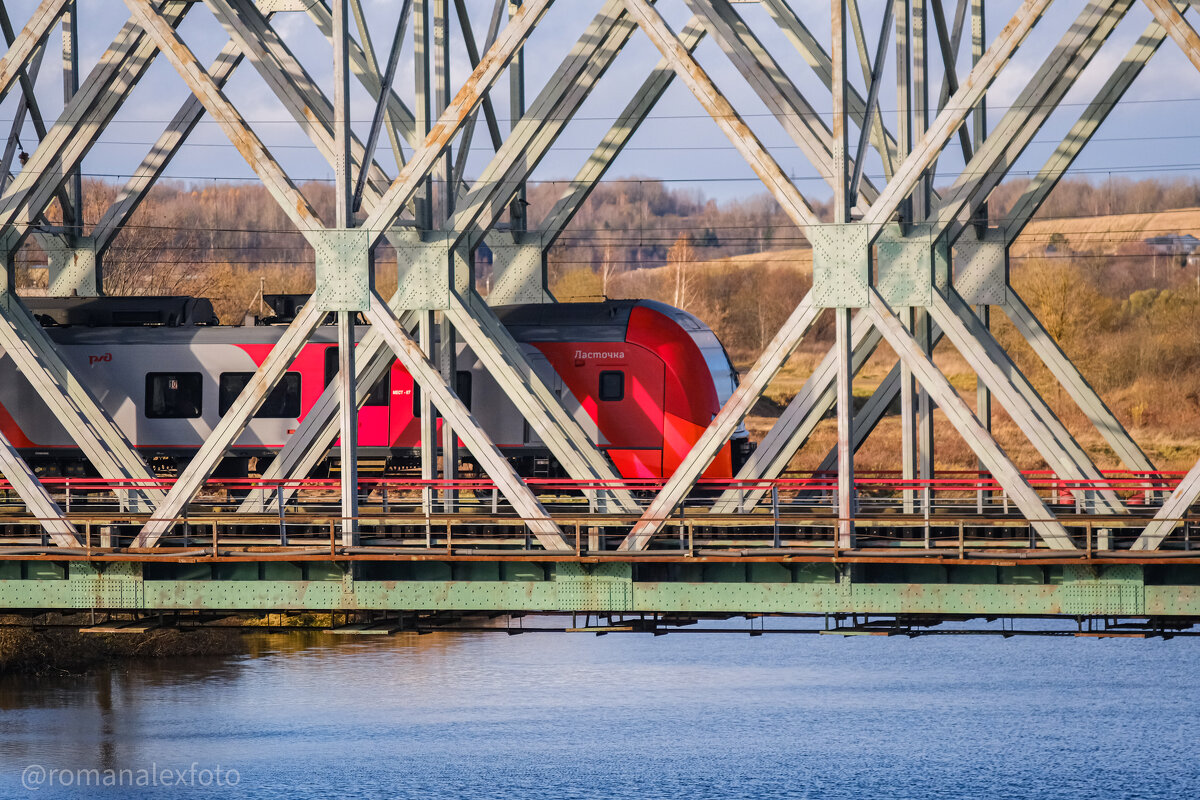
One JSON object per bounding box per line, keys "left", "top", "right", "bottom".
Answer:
{"left": 0, "top": 297, "right": 750, "bottom": 480}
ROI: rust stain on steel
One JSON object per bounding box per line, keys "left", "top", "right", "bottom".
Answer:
{"left": 124, "top": 0, "right": 322, "bottom": 232}
{"left": 0, "top": 0, "right": 70, "bottom": 98}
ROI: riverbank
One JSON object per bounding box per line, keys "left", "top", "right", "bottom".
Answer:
{"left": 0, "top": 615, "right": 249, "bottom": 675}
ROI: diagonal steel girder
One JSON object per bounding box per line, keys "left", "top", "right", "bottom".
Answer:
{"left": 864, "top": 291, "right": 1074, "bottom": 549}
{"left": 91, "top": 33, "right": 249, "bottom": 255}
{"left": 305, "top": 0, "right": 418, "bottom": 147}
{"left": 0, "top": 7, "right": 207, "bottom": 515}
{"left": 0, "top": 293, "right": 164, "bottom": 510}
{"left": 808, "top": 292, "right": 1127, "bottom": 511}
{"left": 0, "top": 0, "right": 67, "bottom": 105}
{"left": 493, "top": 13, "right": 707, "bottom": 298}
{"left": 123, "top": 0, "right": 328, "bottom": 545}
{"left": 682, "top": 0, "right": 880, "bottom": 205}
{"left": 862, "top": 0, "right": 1053, "bottom": 228}
{"left": 0, "top": 4, "right": 78, "bottom": 226}
{"left": 1126, "top": 0, "right": 1200, "bottom": 551}
{"left": 205, "top": 0, "right": 406, "bottom": 217}
{"left": 242, "top": 0, "right": 654, "bottom": 516}
{"left": 0, "top": 2, "right": 194, "bottom": 246}
{"left": 0, "top": 40, "right": 44, "bottom": 195}
{"left": 999, "top": 8, "right": 1183, "bottom": 244}
{"left": 1001, "top": 291, "right": 1155, "bottom": 475}
{"left": 621, "top": 0, "right": 819, "bottom": 228}
{"left": 352, "top": 0, "right": 414, "bottom": 207}
{"left": 1136, "top": 463, "right": 1200, "bottom": 550}
{"left": 775, "top": 283, "right": 1127, "bottom": 517}
{"left": 122, "top": 0, "right": 324, "bottom": 233}
{"left": 131, "top": 0, "right": 556, "bottom": 544}
{"left": 759, "top": 0, "right": 898, "bottom": 178}
{"left": 367, "top": 293, "right": 570, "bottom": 550}
{"left": 0, "top": 426, "right": 79, "bottom": 547}
{"left": 932, "top": 0, "right": 1134, "bottom": 243}
{"left": 709, "top": 312, "right": 881, "bottom": 514}
{"left": 537, "top": 18, "right": 705, "bottom": 247}
{"left": 358, "top": 0, "right": 556, "bottom": 240}
{"left": 488, "top": 15, "right": 705, "bottom": 301}
{"left": 617, "top": 0, "right": 834, "bottom": 549}
{"left": 926, "top": 288, "right": 1127, "bottom": 514}
{"left": 454, "top": 0, "right": 639, "bottom": 250}
{"left": 1142, "top": 0, "right": 1200, "bottom": 71}
{"left": 712, "top": 0, "right": 1154, "bottom": 513}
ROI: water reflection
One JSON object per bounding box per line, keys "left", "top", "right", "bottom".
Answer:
{"left": 0, "top": 631, "right": 1198, "bottom": 799}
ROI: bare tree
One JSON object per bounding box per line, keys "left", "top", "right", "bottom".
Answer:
{"left": 667, "top": 234, "right": 697, "bottom": 310}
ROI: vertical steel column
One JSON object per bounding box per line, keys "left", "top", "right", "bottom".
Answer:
{"left": 970, "top": 0, "right": 986, "bottom": 226}
{"left": 509, "top": 0, "right": 526, "bottom": 231}
{"left": 975, "top": 304, "right": 992, "bottom": 510}
{"left": 971, "top": 0, "right": 991, "bottom": 512}
{"left": 414, "top": 0, "right": 432, "bottom": 230}
{"left": 419, "top": 311, "right": 436, "bottom": 519}
{"left": 434, "top": 0, "right": 457, "bottom": 512}
{"left": 912, "top": 0, "right": 935, "bottom": 514}
{"left": 832, "top": 0, "right": 855, "bottom": 548}
{"left": 413, "top": 0, "right": 436, "bottom": 506}
{"left": 895, "top": 0, "right": 919, "bottom": 513}
{"left": 836, "top": 309, "right": 857, "bottom": 547}
{"left": 60, "top": 0, "right": 80, "bottom": 238}
{"left": 333, "top": 0, "right": 359, "bottom": 545}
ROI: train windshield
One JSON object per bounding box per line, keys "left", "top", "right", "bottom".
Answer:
{"left": 691, "top": 328, "right": 738, "bottom": 408}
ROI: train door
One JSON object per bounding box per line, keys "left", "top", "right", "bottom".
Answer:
{"left": 593, "top": 355, "right": 664, "bottom": 478}
{"left": 521, "top": 346, "right": 601, "bottom": 448}
{"left": 389, "top": 362, "right": 419, "bottom": 447}
{"left": 324, "top": 346, "right": 391, "bottom": 446}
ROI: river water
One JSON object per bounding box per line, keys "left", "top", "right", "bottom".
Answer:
{"left": 0, "top": 626, "right": 1197, "bottom": 799}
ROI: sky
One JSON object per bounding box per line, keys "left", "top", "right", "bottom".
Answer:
{"left": 2, "top": 0, "right": 1199, "bottom": 213}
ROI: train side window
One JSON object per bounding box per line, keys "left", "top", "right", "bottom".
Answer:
{"left": 145, "top": 372, "right": 203, "bottom": 419}
{"left": 324, "top": 346, "right": 390, "bottom": 406}
{"left": 219, "top": 372, "right": 302, "bottom": 418}
{"left": 411, "top": 371, "right": 472, "bottom": 417}
{"left": 599, "top": 370, "right": 624, "bottom": 402}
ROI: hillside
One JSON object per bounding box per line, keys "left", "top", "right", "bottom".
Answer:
{"left": 552, "top": 205, "right": 1200, "bottom": 474}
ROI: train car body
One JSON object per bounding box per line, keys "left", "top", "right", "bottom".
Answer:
{"left": 0, "top": 299, "right": 748, "bottom": 479}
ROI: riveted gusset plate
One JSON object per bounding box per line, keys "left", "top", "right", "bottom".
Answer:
{"left": 313, "top": 228, "right": 371, "bottom": 311}
{"left": 954, "top": 228, "right": 1008, "bottom": 305}
{"left": 393, "top": 231, "right": 452, "bottom": 311}
{"left": 810, "top": 223, "right": 872, "bottom": 308}
{"left": 1061, "top": 565, "right": 1144, "bottom": 616}
{"left": 875, "top": 224, "right": 952, "bottom": 307}
{"left": 256, "top": 0, "right": 320, "bottom": 12}
{"left": 554, "top": 562, "right": 633, "bottom": 611}
{"left": 876, "top": 224, "right": 935, "bottom": 307}
{"left": 488, "top": 239, "right": 549, "bottom": 305}
{"left": 42, "top": 235, "right": 99, "bottom": 298}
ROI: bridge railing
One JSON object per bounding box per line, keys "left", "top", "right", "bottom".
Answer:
{"left": 0, "top": 470, "right": 1186, "bottom": 517}
{"left": 0, "top": 470, "right": 1194, "bottom": 555}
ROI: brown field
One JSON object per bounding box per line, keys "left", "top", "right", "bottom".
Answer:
{"left": 553, "top": 206, "right": 1200, "bottom": 475}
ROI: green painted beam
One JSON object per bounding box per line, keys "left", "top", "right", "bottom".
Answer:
{"left": 1, "top": 561, "right": 1199, "bottom": 617}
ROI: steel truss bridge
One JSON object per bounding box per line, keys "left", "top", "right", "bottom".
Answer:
{"left": 0, "top": 0, "right": 1199, "bottom": 634}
